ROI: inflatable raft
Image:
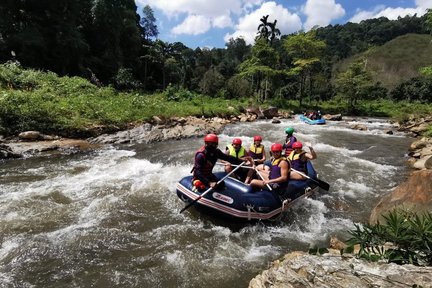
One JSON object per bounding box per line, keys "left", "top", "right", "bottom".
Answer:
{"left": 299, "top": 115, "right": 326, "bottom": 125}
{"left": 176, "top": 162, "right": 320, "bottom": 221}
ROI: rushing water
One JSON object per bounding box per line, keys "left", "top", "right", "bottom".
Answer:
{"left": 0, "top": 117, "right": 413, "bottom": 288}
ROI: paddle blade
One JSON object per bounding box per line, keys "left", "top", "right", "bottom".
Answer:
{"left": 315, "top": 178, "right": 330, "bottom": 191}
{"left": 180, "top": 199, "right": 197, "bottom": 213}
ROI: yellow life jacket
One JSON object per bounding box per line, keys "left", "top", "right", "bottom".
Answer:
{"left": 271, "top": 156, "right": 287, "bottom": 166}
{"left": 287, "top": 150, "right": 305, "bottom": 161}
{"left": 249, "top": 144, "right": 263, "bottom": 155}
{"left": 227, "top": 144, "right": 246, "bottom": 158}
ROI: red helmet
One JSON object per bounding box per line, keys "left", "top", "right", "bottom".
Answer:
{"left": 253, "top": 135, "right": 262, "bottom": 142}
{"left": 270, "top": 143, "right": 283, "bottom": 152}
{"left": 292, "top": 141, "right": 303, "bottom": 149}
{"left": 204, "top": 134, "right": 218, "bottom": 144}
{"left": 232, "top": 138, "right": 242, "bottom": 145}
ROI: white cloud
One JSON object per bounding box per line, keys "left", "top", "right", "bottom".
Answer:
{"left": 416, "top": 0, "right": 432, "bottom": 10}
{"left": 136, "top": 0, "right": 249, "bottom": 35}
{"left": 137, "top": 0, "right": 242, "bottom": 17}
{"left": 172, "top": 14, "right": 211, "bottom": 35}
{"left": 349, "top": 1, "right": 431, "bottom": 23}
{"left": 224, "top": 1, "right": 302, "bottom": 45}
{"left": 213, "top": 15, "right": 233, "bottom": 28}
{"left": 303, "top": 0, "right": 345, "bottom": 30}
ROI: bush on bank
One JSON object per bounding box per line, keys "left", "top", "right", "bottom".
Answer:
{"left": 345, "top": 209, "right": 432, "bottom": 266}
{"left": 0, "top": 63, "right": 248, "bottom": 136}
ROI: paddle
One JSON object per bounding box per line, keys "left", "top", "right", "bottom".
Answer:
{"left": 180, "top": 161, "right": 246, "bottom": 213}
{"left": 216, "top": 162, "right": 272, "bottom": 190}
{"left": 290, "top": 168, "right": 330, "bottom": 191}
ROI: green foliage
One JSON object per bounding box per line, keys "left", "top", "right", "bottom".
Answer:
{"left": 419, "top": 66, "right": 432, "bottom": 77}
{"left": 113, "top": 68, "right": 142, "bottom": 91}
{"left": 335, "top": 34, "right": 432, "bottom": 91}
{"left": 163, "top": 84, "right": 196, "bottom": 101}
{"left": 225, "top": 76, "right": 253, "bottom": 99}
{"left": 390, "top": 77, "right": 432, "bottom": 103}
{"left": 199, "top": 68, "right": 225, "bottom": 97}
{"left": 0, "top": 64, "right": 248, "bottom": 135}
{"left": 345, "top": 209, "right": 432, "bottom": 266}
{"left": 335, "top": 58, "right": 373, "bottom": 112}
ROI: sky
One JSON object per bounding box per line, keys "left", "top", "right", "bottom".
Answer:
{"left": 134, "top": 0, "right": 432, "bottom": 49}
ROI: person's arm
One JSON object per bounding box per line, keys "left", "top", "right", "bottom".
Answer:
{"left": 217, "top": 149, "right": 241, "bottom": 165}
{"left": 305, "top": 146, "right": 317, "bottom": 160}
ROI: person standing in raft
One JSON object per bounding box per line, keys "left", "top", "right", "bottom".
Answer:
{"left": 192, "top": 134, "right": 252, "bottom": 190}
{"left": 250, "top": 143, "right": 290, "bottom": 192}
{"left": 282, "top": 127, "right": 297, "bottom": 156}
{"left": 224, "top": 138, "right": 254, "bottom": 182}
{"left": 287, "top": 141, "right": 317, "bottom": 180}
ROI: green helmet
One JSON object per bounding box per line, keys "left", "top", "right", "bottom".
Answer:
{"left": 285, "top": 127, "right": 294, "bottom": 135}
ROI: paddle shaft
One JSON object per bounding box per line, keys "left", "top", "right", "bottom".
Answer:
{"left": 290, "top": 168, "right": 330, "bottom": 191}
{"left": 180, "top": 161, "right": 246, "bottom": 213}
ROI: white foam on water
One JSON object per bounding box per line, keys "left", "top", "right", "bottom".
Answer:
{"left": 165, "top": 250, "right": 186, "bottom": 267}
{"left": 264, "top": 198, "right": 351, "bottom": 244}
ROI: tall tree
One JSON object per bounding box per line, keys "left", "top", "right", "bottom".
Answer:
{"left": 86, "top": 0, "right": 142, "bottom": 83}
{"left": 283, "top": 31, "right": 326, "bottom": 106}
{"left": 238, "top": 38, "right": 280, "bottom": 102}
{"left": 256, "top": 15, "right": 281, "bottom": 45}
{"left": 335, "top": 58, "right": 373, "bottom": 111}
{"left": 140, "top": 5, "right": 158, "bottom": 41}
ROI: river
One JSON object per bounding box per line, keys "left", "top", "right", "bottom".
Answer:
{"left": 0, "top": 117, "right": 413, "bottom": 287}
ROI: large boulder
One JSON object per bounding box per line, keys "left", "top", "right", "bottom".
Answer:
{"left": 261, "top": 107, "right": 279, "bottom": 119}
{"left": 369, "top": 170, "right": 432, "bottom": 224}
{"left": 249, "top": 251, "right": 432, "bottom": 288}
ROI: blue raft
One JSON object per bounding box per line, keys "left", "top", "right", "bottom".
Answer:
{"left": 176, "top": 162, "right": 320, "bottom": 221}
{"left": 299, "top": 115, "right": 326, "bottom": 125}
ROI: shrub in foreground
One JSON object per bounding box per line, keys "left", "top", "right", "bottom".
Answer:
{"left": 344, "top": 209, "right": 432, "bottom": 266}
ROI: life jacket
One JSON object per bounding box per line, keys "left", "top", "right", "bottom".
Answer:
{"left": 288, "top": 150, "right": 307, "bottom": 172}
{"left": 284, "top": 136, "right": 297, "bottom": 155}
{"left": 227, "top": 144, "right": 246, "bottom": 159}
{"left": 193, "top": 146, "right": 214, "bottom": 178}
{"left": 269, "top": 156, "right": 289, "bottom": 190}
{"left": 249, "top": 143, "right": 264, "bottom": 159}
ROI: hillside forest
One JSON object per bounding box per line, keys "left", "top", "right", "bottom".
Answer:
{"left": 1, "top": 1, "right": 432, "bottom": 136}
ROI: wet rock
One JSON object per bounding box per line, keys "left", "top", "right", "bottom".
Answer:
{"left": 413, "top": 156, "right": 431, "bottom": 169}
{"left": 351, "top": 124, "right": 368, "bottom": 131}
{"left": 261, "top": 107, "right": 278, "bottom": 119}
{"left": 249, "top": 251, "right": 432, "bottom": 288}
{"left": 18, "top": 131, "right": 42, "bottom": 140}
{"left": 409, "top": 137, "right": 430, "bottom": 150}
{"left": 369, "top": 169, "right": 432, "bottom": 224}
{"left": 246, "top": 106, "right": 262, "bottom": 117}
{"left": 0, "top": 144, "right": 21, "bottom": 159}
{"left": 323, "top": 113, "right": 342, "bottom": 121}
{"left": 89, "top": 116, "right": 226, "bottom": 144}
{"left": 410, "top": 123, "right": 430, "bottom": 135}
{"left": 425, "top": 155, "right": 432, "bottom": 169}
{"left": 5, "top": 139, "right": 99, "bottom": 157}
{"left": 271, "top": 117, "right": 281, "bottom": 124}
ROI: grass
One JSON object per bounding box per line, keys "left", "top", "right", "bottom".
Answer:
{"left": 0, "top": 63, "right": 249, "bottom": 136}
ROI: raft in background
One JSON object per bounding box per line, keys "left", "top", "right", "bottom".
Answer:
{"left": 299, "top": 114, "right": 326, "bottom": 125}
{"left": 176, "top": 162, "right": 320, "bottom": 221}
